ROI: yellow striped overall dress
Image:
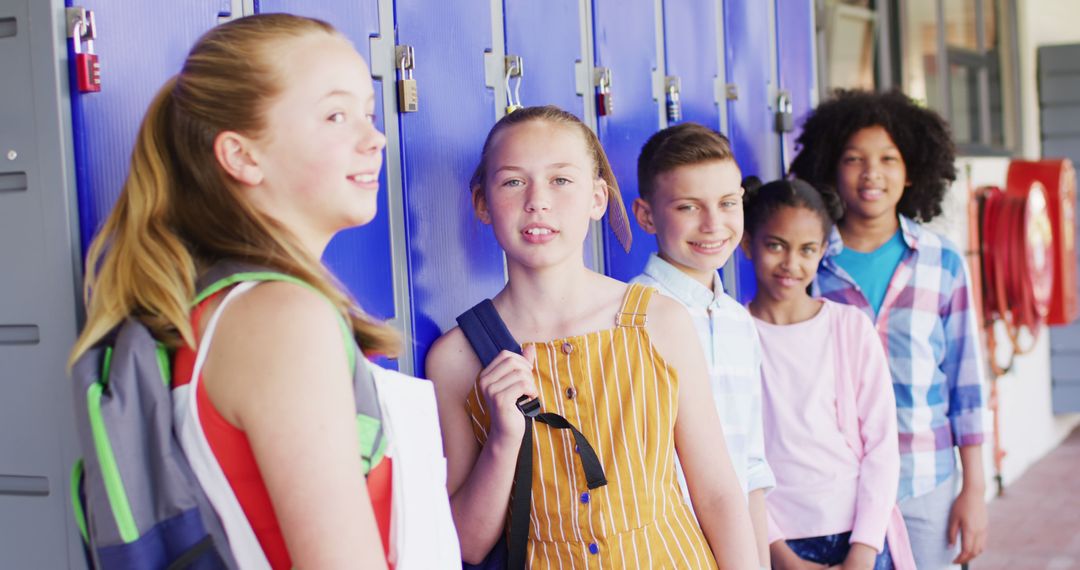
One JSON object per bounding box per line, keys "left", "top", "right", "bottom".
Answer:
{"left": 465, "top": 284, "right": 717, "bottom": 569}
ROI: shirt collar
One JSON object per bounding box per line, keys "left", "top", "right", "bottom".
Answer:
{"left": 641, "top": 253, "right": 723, "bottom": 309}
{"left": 825, "top": 214, "right": 920, "bottom": 257}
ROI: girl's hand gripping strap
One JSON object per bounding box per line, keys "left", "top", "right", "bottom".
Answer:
{"left": 456, "top": 300, "right": 607, "bottom": 570}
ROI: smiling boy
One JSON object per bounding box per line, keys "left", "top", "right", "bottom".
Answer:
{"left": 630, "top": 123, "right": 774, "bottom": 569}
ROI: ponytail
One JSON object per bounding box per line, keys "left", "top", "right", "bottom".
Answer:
{"left": 71, "top": 79, "right": 197, "bottom": 365}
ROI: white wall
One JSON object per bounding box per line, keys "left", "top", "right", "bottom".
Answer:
{"left": 930, "top": 157, "right": 1080, "bottom": 496}
{"left": 932, "top": 0, "right": 1080, "bottom": 489}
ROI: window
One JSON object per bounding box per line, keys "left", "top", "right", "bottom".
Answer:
{"left": 817, "top": 0, "right": 1020, "bottom": 155}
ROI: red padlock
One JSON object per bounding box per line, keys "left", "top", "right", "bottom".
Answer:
{"left": 71, "top": 16, "right": 101, "bottom": 93}
{"left": 596, "top": 91, "right": 613, "bottom": 117}
{"left": 595, "top": 67, "right": 613, "bottom": 117}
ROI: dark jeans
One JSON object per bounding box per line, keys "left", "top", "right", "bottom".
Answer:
{"left": 786, "top": 531, "right": 893, "bottom": 569}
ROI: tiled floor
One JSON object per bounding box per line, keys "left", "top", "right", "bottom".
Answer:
{"left": 974, "top": 427, "right": 1080, "bottom": 569}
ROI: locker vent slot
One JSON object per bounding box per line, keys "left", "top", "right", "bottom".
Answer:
{"left": 0, "top": 475, "right": 49, "bottom": 497}
{"left": 0, "top": 17, "right": 15, "bottom": 39}
{"left": 0, "top": 324, "right": 39, "bottom": 345}
{"left": 0, "top": 172, "right": 27, "bottom": 193}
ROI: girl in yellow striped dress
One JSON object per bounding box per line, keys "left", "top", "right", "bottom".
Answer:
{"left": 426, "top": 106, "right": 758, "bottom": 569}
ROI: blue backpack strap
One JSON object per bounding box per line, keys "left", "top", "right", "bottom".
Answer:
{"left": 456, "top": 301, "right": 607, "bottom": 570}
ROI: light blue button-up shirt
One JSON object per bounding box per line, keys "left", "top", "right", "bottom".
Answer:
{"left": 632, "top": 254, "right": 775, "bottom": 501}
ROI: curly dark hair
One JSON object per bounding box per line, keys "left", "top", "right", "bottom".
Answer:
{"left": 789, "top": 89, "right": 957, "bottom": 223}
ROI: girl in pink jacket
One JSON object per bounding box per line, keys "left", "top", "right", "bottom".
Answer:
{"left": 741, "top": 178, "right": 915, "bottom": 570}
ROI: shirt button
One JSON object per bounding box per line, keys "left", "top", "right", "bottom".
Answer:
{"left": 580, "top": 491, "right": 590, "bottom": 504}
{"left": 562, "top": 342, "right": 574, "bottom": 355}
{"left": 565, "top": 386, "right": 577, "bottom": 399}
{"left": 588, "top": 542, "right": 599, "bottom": 555}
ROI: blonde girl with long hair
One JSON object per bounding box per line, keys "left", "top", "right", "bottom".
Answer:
{"left": 70, "top": 14, "right": 451, "bottom": 569}
{"left": 426, "top": 106, "right": 758, "bottom": 569}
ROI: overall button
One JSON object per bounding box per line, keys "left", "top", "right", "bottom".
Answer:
{"left": 580, "top": 491, "right": 590, "bottom": 504}
{"left": 562, "top": 342, "right": 574, "bottom": 355}
{"left": 565, "top": 386, "right": 577, "bottom": 399}
{"left": 588, "top": 542, "right": 599, "bottom": 555}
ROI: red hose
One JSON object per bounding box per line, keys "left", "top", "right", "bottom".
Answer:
{"left": 977, "top": 185, "right": 1054, "bottom": 374}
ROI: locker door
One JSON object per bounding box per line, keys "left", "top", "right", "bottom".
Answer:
{"left": 256, "top": 0, "right": 405, "bottom": 368}
{"left": 503, "top": 0, "right": 584, "bottom": 117}
{"left": 722, "top": 0, "right": 781, "bottom": 302}
{"left": 775, "top": 0, "right": 816, "bottom": 173}
{"left": 662, "top": 0, "right": 723, "bottom": 129}
{"left": 67, "top": 1, "right": 223, "bottom": 255}
{"left": 592, "top": 0, "right": 663, "bottom": 281}
{"left": 502, "top": 0, "right": 605, "bottom": 272}
{"left": 394, "top": 0, "right": 503, "bottom": 374}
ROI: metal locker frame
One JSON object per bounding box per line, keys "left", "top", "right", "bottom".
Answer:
{"left": 1, "top": 0, "right": 88, "bottom": 566}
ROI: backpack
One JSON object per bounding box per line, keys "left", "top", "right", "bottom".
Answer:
{"left": 69, "top": 263, "right": 386, "bottom": 569}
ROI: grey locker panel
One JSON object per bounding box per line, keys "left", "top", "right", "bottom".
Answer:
{"left": 0, "top": 0, "right": 86, "bottom": 567}
{"left": 1040, "top": 43, "right": 1080, "bottom": 414}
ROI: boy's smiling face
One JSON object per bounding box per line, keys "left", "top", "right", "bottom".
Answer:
{"left": 836, "top": 125, "right": 908, "bottom": 224}
{"left": 633, "top": 159, "right": 743, "bottom": 289}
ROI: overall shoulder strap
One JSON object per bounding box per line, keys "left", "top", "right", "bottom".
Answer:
{"left": 615, "top": 283, "right": 652, "bottom": 328}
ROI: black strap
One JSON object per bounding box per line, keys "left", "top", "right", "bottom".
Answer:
{"left": 457, "top": 300, "right": 608, "bottom": 570}
{"left": 165, "top": 535, "right": 216, "bottom": 570}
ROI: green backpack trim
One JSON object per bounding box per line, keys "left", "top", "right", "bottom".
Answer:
{"left": 87, "top": 376, "right": 139, "bottom": 542}
{"left": 356, "top": 414, "right": 388, "bottom": 474}
{"left": 70, "top": 460, "right": 89, "bottom": 544}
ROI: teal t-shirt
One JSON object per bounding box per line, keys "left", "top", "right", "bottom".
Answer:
{"left": 834, "top": 230, "right": 907, "bottom": 317}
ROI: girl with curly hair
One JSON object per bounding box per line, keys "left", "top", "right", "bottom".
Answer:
{"left": 790, "top": 90, "right": 988, "bottom": 569}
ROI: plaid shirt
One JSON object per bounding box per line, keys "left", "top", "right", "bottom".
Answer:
{"left": 815, "top": 215, "right": 986, "bottom": 501}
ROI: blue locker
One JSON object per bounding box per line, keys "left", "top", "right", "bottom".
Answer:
{"left": 722, "top": 0, "right": 780, "bottom": 303}
{"left": 502, "top": 0, "right": 604, "bottom": 272}
{"left": 254, "top": 1, "right": 398, "bottom": 325}
{"left": 663, "top": 0, "right": 722, "bottom": 129}
{"left": 503, "top": 0, "right": 584, "bottom": 117}
{"left": 592, "top": 0, "right": 662, "bottom": 282}
{"left": 395, "top": 0, "right": 504, "bottom": 374}
{"left": 67, "top": 1, "right": 221, "bottom": 257}
{"left": 776, "top": 0, "right": 816, "bottom": 174}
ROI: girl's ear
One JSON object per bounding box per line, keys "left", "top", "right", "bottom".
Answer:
{"left": 472, "top": 185, "right": 492, "bottom": 224}
{"left": 740, "top": 235, "right": 753, "bottom": 259}
{"left": 632, "top": 197, "right": 657, "bottom": 235}
{"left": 214, "top": 131, "right": 263, "bottom": 186}
{"left": 591, "top": 177, "right": 609, "bottom": 221}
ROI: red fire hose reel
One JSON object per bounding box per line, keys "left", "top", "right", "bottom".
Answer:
{"left": 976, "top": 182, "right": 1054, "bottom": 373}
{"left": 976, "top": 159, "right": 1078, "bottom": 374}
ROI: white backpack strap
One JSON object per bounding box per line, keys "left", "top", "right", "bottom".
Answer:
{"left": 189, "top": 281, "right": 259, "bottom": 389}
{"left": 176, "top": 280, "right": 272, "bottom": 570}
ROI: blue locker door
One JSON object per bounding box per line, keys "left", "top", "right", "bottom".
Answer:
{"left": 662, "top": 0, "right": 722, "bottom": 129}
{"left": 502, "top": 0, "right": 605, "bottom": 272}
{"left": 254, "top": 2, "right": 398, "bottom": 329}
{"left": 395, "top": 1, "right": 503, "bottom": 374}
{"left": 592, "top": 0, "right": 662, "bottom": 282}
{"left": 503, "top": 0, "right": 584, "bottom": 117}
{"left": 723, "top": 0, "right": 780, "bottom": 302}
{"left": 775, "top": 0, "right": 816, "bottom": 174}
{"left": 67, "top": 1, "right": 222, "bottom": 257}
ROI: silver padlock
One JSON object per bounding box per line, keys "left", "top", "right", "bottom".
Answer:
{"left": 775, "top": 90, "right": 794, "bottom": 133}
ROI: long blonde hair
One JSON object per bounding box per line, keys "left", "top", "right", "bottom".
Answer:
{"left": 70, "top": 14, "right": 399, "bottom": 365}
